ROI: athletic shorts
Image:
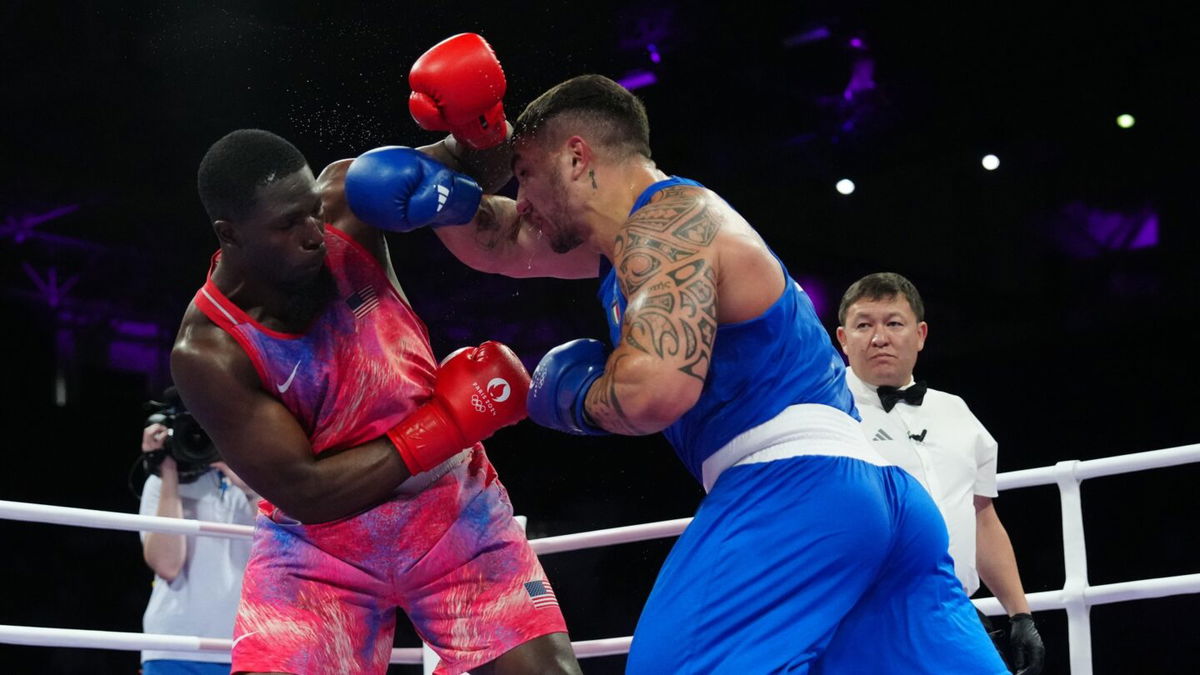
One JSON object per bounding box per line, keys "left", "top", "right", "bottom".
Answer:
{"left": 230, "top": 447, "right": 567, "bottom": 675}
{"left": 626, "top": 455, "right": 1008, "bottom": 674}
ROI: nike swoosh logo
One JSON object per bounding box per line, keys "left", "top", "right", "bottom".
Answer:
{"left": 232, "top": 630, "right": 259, "bottom": 648}
{"left": 276, "top": 361, "right": 301, "bottom": 393}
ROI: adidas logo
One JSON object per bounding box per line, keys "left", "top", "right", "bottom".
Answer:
{"left": 872, "top": 429, "right": 893, "bottom": 441}
{"left": 436, "top": 184, "right": 450, "bottom": 212}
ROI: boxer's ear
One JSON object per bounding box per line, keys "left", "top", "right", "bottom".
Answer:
{"left": 565, "top": 136, "right": 592, "bottom": 181}
{"left": 214, "top": 219, "right": 238, "bottom": 247}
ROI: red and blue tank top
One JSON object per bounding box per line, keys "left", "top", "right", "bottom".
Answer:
{"left": 193, "top": 227, "right": 438, "bottom": 455}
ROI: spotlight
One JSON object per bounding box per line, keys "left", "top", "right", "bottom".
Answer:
{"left": 617, "top": 71, "right": 657, "bottom": 91}
{"left": 981, "top": 154, "right": 1000, "bottom": 171}
{"left": 836, "top": 179, "right": 855, "bottom": 195}
{"left": 1116, "top": 113, "right": 1135, "bottom": 129}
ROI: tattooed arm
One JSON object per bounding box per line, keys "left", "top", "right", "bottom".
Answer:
{"left": 584, "top": 186, "right": 721, "bottom": 434}
{"left": 433, "top": 195, "right": 601, "bottom": 279}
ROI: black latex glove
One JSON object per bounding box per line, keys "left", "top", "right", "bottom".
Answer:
{"left": 1009, "top": 613, "right": 1045, "bottom": 674}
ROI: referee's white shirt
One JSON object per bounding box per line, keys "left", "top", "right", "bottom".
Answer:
{"left": 845, "top": 368, "right": 999, "bottom": 596}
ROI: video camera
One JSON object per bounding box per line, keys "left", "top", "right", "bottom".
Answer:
{"left": 142, "top": 386, "right": 220, "bottom": 483}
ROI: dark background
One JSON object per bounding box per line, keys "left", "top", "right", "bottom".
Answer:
{"left": 2, "top": 1, "right": 1197, "bottom": 672}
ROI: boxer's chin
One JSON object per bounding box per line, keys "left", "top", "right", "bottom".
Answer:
{"left": 281, "top": 256, "right": 327, "bottom": 290}
{"left": 550, "top": 231, "right": 583, "bottom": 254}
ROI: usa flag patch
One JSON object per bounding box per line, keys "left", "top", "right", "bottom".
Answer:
{"left": 346, "top": 285, "right": 379, "bottom": 319}
{"left": 524, "top": 579, "right": 558, "bottom": 609}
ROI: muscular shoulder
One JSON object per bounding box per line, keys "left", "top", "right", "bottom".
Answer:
{"left": 622, "top": 184, "right": 781, "bottom": 323}
{"left": 172, "top": 304, "right": 258, "bottom": 395}
{"left": 615, "top": 186, "right": 720, "bottom": 296}
{"left": 628, "top": 185, "right": 723, "bottom": 246}
{"left": 315, "top": 158, "right": 391, "bottom": 264}
{"left": 316, "top": 159, "right": 352, "bottom": 194}
{"left": 314, "top": 159, "right": 353, "bottom": 225}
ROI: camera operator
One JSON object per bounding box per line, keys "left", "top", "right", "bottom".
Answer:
{"left": 137, "top": 388, "right": 257, "bottom": 675}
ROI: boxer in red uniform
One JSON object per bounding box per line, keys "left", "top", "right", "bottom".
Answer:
{"left": 171, "top": 35, "right": 581, "bottom": 675}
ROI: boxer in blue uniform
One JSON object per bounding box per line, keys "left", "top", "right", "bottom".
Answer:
{"left": 345, "top": 74, "right": 1007, "bottom": 673}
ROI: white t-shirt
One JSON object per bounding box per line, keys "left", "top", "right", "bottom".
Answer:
{"left": 138, "top": 469, "right": 256, "bottom": 663}
{"left": 845, "top": 368, "right": 999, "bottom": 596}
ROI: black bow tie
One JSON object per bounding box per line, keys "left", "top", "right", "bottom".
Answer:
{"left": 877, "top": 381, "right": 928, "bottom": 412}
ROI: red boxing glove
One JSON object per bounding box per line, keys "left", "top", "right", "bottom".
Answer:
{"left": 387, "top": 341, "right": 530, "bottom": 474}
{"left": 409, "top": 33, "right": 508, "bottom": 150}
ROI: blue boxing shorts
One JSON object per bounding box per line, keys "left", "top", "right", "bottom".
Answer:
{"left": 626, "top": 455, "right": 1007, "bottom": 674}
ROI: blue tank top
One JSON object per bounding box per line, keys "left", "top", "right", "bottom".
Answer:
{"left": 598, "top": 176, "right": 859, "bottom": 482}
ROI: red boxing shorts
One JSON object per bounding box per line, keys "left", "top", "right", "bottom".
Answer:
{"left": 230, "top": 448, "right": 567, "bottom": 675}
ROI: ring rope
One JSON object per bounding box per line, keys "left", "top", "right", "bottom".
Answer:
{"left": 2, "top": 442, "right": 1198, "bottom": 666}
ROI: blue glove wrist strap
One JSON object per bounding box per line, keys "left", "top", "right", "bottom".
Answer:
{"left": 571, "top": 371, "right": 610, "bottom": 436}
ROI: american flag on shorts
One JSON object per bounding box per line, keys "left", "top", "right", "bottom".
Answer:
{"left": 346, "top": 285, "right": 379, "bottom": 319}
{"left": 524, "top": 579, "right": 558, "bottom": 609}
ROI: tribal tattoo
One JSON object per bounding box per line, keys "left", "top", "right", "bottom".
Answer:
{"left": 585, "top": 186, "right": 721, "bottom": 433}
{"left": 586, "top": 352, "right": 656, "bottom": 435}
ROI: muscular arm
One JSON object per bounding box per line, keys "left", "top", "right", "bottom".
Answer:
{"left": 975, "top": 495, "right": 1032, "bottom": 615}
{"left": 584, "top": 187, "right": 721, "bottom": 434}
{"left": 435, "top": 195, "right": 600, "bottom": 279}
{"left": 422, "top": 130, "right": 513, "bottom": 195}
{"left": 313, "top": 133, "right": 504, "bottom": 255}
{"left": 426, "top": 128, "right": 599, "bottom": 279}
{"left": 318, "top": 135, "right": 597, "bottom": 280}
{"left": 171, "top": 322, "right": 411, "bottom": 524}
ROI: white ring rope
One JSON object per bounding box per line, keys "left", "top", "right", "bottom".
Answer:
{"left": 2, "top": 442, "right": 1198, "bottom": 671}
{"left": 0, "top": 499, "right": 254, "bottom": 539}
{"left": 0, "top": 624, "right": 630, "bottom": 664}
{"left": 4, "top": 444, "right": 1196, "bottom": 550}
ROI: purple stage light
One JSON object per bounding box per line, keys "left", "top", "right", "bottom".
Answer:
{"left": 2, "top": 204, "right": 80, "bottom": 243}
{"left": 1081, "top": 206, "right": 1159, "bottom": 251}
{"left": 793, "top": 275, "right": 831, "bottom": 321}
{"left": 109, "top": 340, "right": 161, "bottom": 373}
{"left": 112, "top": 319, "right": 160, "bottom": 339}
{"left": 784, "top": 26, "right": 831, "bottom": 48}
{"left": 849, "top": 37, "right": 865, "bottom": 49}
{"left": 647, "top": 43, "right": 661, "bottom": 63}
{"left": 842, "top": 57, "right": 876, "bottom": 101}
{"left": 1128, "top": 213, "right": 1158, "bottom": 249}
{"left": 619, "top": 71, "right": 657, "bottom": 91}
{"left": 22, "top": 263, "right": 79, "bottom": 308}
{"left": 1051, "top": 202, "right": 1160, "bottom": 258}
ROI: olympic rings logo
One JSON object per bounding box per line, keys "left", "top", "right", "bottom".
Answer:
{"left": 470, "top": 395, "right": 487, "bottom": 413}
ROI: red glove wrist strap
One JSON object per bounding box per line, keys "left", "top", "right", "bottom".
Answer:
{"left": 386, "top": 401, "right": 467, "bottom": 475}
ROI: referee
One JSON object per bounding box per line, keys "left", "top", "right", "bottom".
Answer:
{"left": 835, "top": 272, "right": 1045, "bottom": 675}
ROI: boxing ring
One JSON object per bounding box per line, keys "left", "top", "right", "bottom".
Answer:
{"left": 2, "top": 443, "right": 1198, "bottom": 674}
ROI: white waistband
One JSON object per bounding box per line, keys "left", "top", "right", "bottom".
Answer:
{"left": 700, "top": 404, "right": 889, "bottom": 492}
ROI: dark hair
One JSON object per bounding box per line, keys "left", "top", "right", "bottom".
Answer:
{"left": 838, "top": 272, "right": 926, "bottom": 325}
{"left": 197, "top": 129, "right": 307, "bottom": 222}
{"left": 513, "top": 74, "right": 651, "bottom": 159}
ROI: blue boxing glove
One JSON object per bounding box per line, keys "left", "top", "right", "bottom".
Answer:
{"left": 527, "top": 339, "right": 611, "bottom": 436}
{"left": 344, "top": 146, "right": 482, "bottom": 231}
